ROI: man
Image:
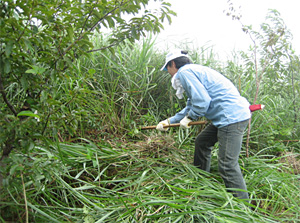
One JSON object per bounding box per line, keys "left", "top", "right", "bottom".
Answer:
{"left": 156, "top": 49, "right": 251, "bottom": 200}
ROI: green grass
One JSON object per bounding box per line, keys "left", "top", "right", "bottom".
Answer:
{"left": 1, "top": 135, "right": 299, "bottom": 222}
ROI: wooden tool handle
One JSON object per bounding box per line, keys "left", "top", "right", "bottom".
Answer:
{"left": 141, "top": 120, "right": 207, "bottom": 130}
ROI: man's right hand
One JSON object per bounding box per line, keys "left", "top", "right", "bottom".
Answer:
{"left": 156, "top": 119, "right": 170, "bottom": 131}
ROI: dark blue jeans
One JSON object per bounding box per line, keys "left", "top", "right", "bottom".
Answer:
{"left": 194, "top": 119, "right": 249, "bottom": 200}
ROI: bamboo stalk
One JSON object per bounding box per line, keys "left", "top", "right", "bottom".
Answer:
{"left": 141, "top": 120, "right": 207, "bottom": 130}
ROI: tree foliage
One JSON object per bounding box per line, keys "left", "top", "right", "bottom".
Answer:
{"left": 0, "top": 0, "right": 175, "bottom": 159}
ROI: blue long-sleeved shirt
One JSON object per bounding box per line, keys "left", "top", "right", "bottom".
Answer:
{"left": 169, "top": 64, "right": 251, "bottom": 128}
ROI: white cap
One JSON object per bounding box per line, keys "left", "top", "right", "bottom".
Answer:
{"left": 160, "top": 49, "right": 189, "bottom": 71}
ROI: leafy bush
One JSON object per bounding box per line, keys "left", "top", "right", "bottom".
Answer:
{"left": 0, "top": 0, "right": 175, "bottom": 157}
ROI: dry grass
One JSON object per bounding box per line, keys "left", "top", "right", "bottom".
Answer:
{"left": 279, "top": 151, "right": 300, "bottom": 175}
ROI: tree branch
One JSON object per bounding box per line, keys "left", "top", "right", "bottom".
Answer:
{"left": 80, "top": 3, "right": 96, "bottom": 35}
{"left": 86, "top": 40, "right": 123, "bottom": 53}
{"left": 62, "top": 0, "right": 129, "bottom": 57}
{"left": 0, "top": 71, "right": 18, "bottom": 116}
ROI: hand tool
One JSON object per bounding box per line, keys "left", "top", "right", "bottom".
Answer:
{"left": 141, "top": 120, "right": 207, "bottom": 130}
{"left": 141, "top": 104, "right": 264, "bottom": 130}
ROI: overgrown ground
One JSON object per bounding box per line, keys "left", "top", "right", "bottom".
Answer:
{"left": 1, "top": 128, "right": 299, "bottom": 222}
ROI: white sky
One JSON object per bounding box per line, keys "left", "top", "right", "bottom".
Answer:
{"left": 153, "top": 0, "right": 300, "bottom": 59}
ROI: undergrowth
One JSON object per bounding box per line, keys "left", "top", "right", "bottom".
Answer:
{"left": 1, "top": 133, "right": 299, "bottom": 222}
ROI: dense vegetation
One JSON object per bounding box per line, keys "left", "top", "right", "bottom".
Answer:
{"left": 1, "top": 0, "right": 299, "bottom": 222}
